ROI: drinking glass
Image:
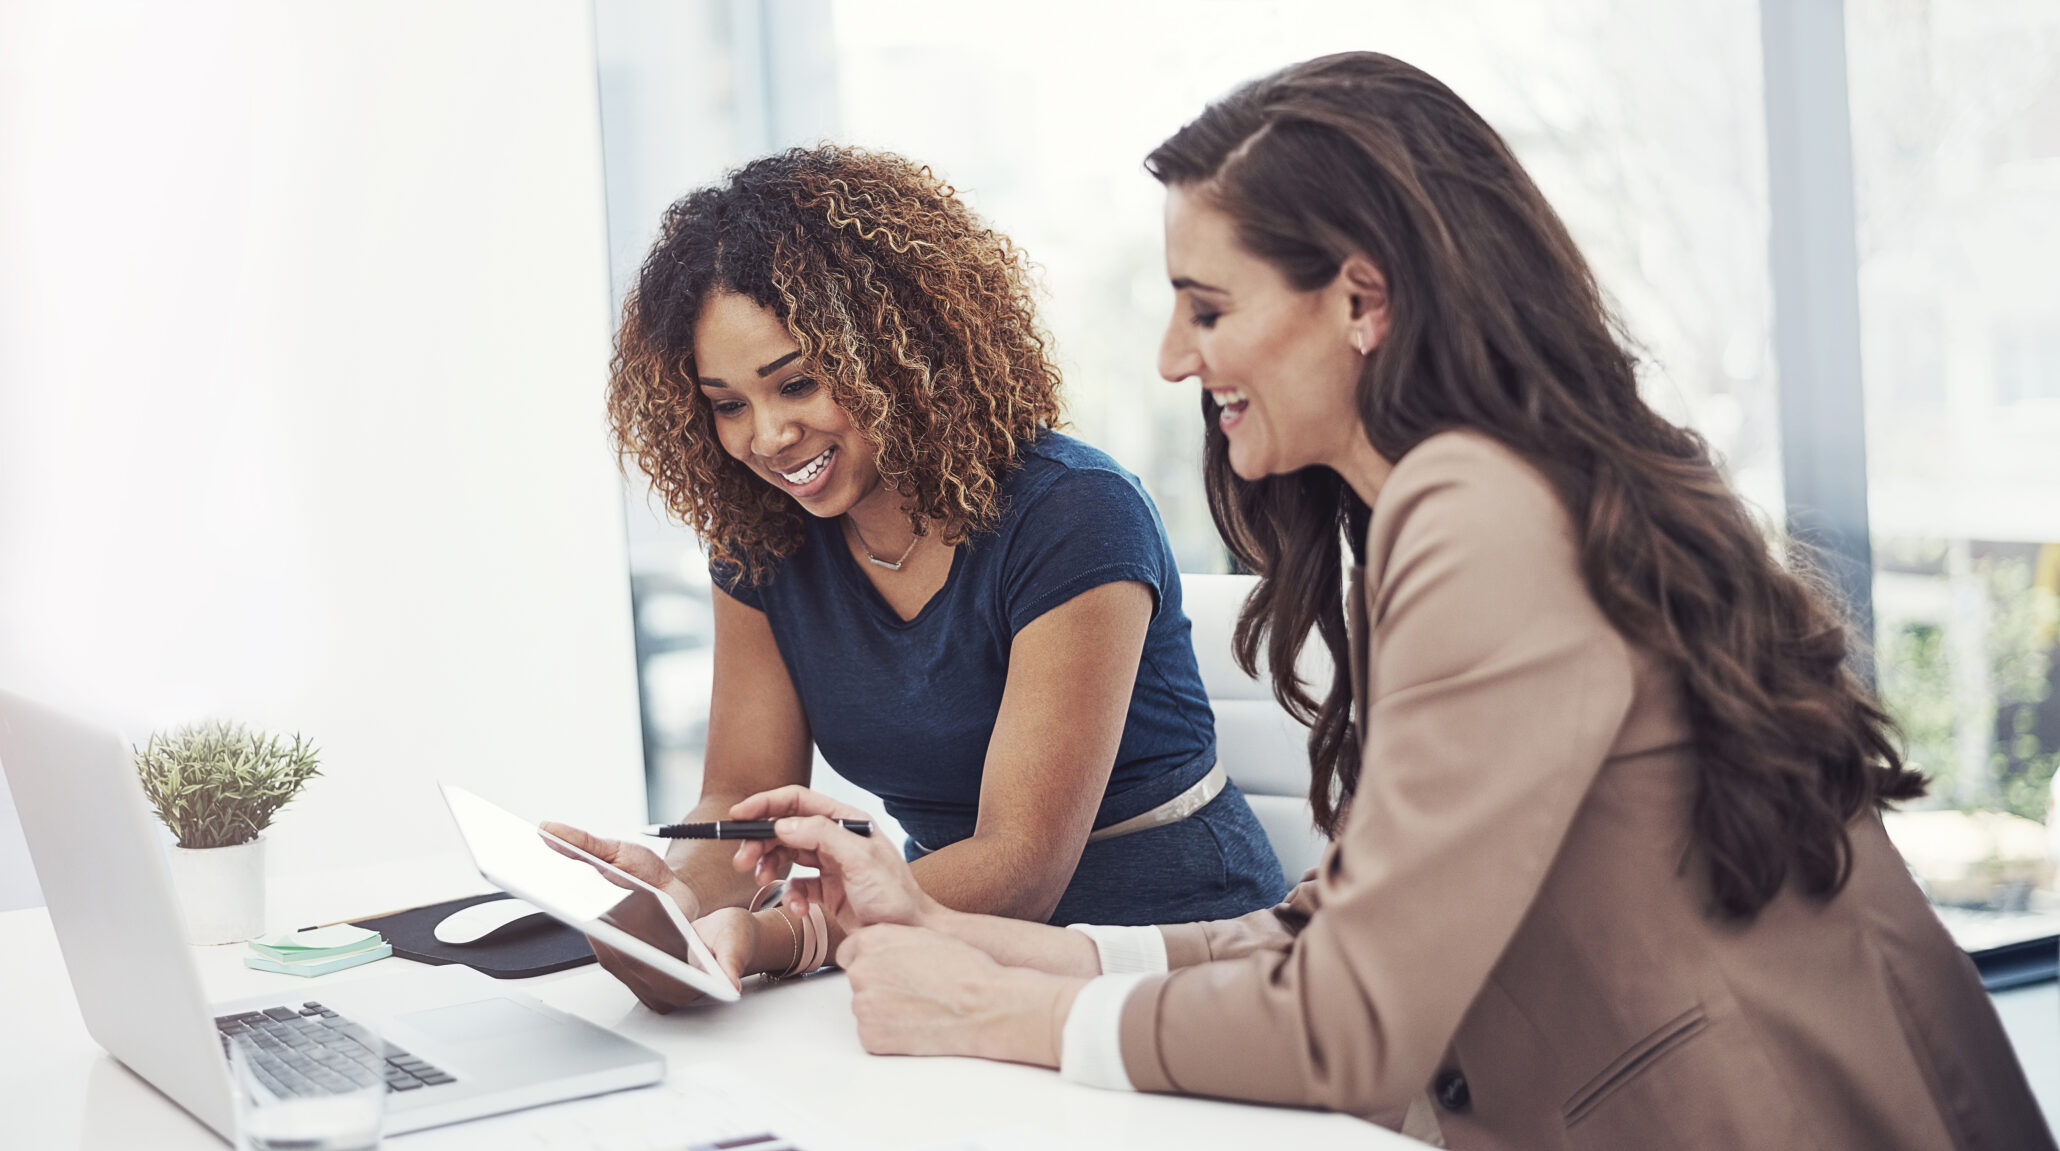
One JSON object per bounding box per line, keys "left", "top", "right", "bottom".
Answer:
{"left": 226, "top": 1018, "right": 387, "bottom": 1151}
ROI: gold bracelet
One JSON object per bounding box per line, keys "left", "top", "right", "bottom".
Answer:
{"left": 764, "top": 905, "right": 801, "bottom": 982}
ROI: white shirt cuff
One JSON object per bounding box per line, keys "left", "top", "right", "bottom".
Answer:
{"left": 1065, "top": 923, "right": 1169, "bottom": 975}
{"left": 1059, "top": 972, "right": 1148, "bottom": 1092}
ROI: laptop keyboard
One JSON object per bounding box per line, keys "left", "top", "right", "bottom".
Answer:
{"left": 215, "top": 1001, "right": 457, "bottom": 1096}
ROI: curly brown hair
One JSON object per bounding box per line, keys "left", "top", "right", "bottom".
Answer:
{"left": 607, "top": 146, "right": 1065, "bottom": 581}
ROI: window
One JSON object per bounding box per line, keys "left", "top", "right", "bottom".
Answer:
{"left": 1850, "top": 0, "right": 2060, "bottom": 950}
{"left": 826, "top": 0, "right": 1783, "bottom": 567}
{"left": 596, "top": 1, "right": 2060, "bottom": 962}
{"left": 595, "top": 0, "right": 748, "bottom": 821}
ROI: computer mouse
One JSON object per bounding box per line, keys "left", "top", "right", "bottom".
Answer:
{"left": 432, "top": 897, "right": 550, "bottom": 945}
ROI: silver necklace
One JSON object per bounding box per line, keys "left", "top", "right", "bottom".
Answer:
{"left": 848, "top": 518, "right": 921, "bottom": 571}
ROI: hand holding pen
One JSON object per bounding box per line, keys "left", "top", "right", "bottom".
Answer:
{"left": 720, "top": 785, "right": 933, "bottom": 933}
{"left": 655, "top": 819, "right": 873, "bottom": 840}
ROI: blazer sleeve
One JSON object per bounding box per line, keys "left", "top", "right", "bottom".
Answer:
{"left": 1157, "top": 879, "right": 1319, "bottom": 968}
{"left": 1114, "top": 435, "right": 1638, "bottom": 1114}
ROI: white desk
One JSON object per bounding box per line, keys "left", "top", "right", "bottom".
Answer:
{"left": 2, "top": 855, "right": 1420, "bottom": 1150}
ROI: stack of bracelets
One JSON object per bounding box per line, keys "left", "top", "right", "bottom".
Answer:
{"left": 748, "top": 880, "right": 830, "bottom": 981}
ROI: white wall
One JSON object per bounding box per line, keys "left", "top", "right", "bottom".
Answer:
{"left": 0, "top": 0, "right": 646, "bottom": 909}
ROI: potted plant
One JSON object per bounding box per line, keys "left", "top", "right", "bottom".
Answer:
{"left": 135, "top": 721, "right": 321, "bottom": 944}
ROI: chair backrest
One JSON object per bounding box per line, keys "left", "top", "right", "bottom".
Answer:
{"left": 1182, "top": 573, "right": 1331, "bottom": 881}
{"left": 0, "top": 772, "right": 42, "bottom": 910}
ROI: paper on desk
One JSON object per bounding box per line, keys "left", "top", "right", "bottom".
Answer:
{"left": 242, "top": 942, "right": 393, "bottom": 977}
{"left": 250, "top": 924, "right": 382, "bottom": 954}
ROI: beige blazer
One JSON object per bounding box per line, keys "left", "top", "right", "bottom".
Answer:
{"left": 1115, "top": 431, "right": 2050, "bottom": 1150}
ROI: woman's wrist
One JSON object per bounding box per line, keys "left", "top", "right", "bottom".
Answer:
{"left": 975, "top": 968, "right": 1085, "bottom": 1069}
{"left": 748, "top": 906, "right": 800, "bottom": 977}
{"left": 655, "top": 854, "right": 704, "bottom": 921}
{"left": 918, "top": 898, "right": 969, "bottom": 937}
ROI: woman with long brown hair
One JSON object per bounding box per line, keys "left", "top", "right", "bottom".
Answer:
{"left": 545, "top": 145, "right": 1286, "bottom": 1012}
{"left": 720, "top": 55, "right": 2050, "bottom": 1148}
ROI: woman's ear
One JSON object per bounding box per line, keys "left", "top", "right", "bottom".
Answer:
{"left": 1339, "top": 253, "right": 1390, "bottom": 355}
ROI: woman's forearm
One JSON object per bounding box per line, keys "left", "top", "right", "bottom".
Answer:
{"left": 977, "top": 968, "right": 1087, "bottom": 1069}
{"left": 661, "top": 791, "right": 768, "bottom": 913}
{"left": 810, "top": 890, "right": 1103, "bottom": 980}
{"left": 909, "top": 830, "right": 1078, "bottom": 921}
{"left": 798, "top": 835, "right": 1104, "bottom": 976}
{"left": 922, "top": 904, "right": 1104, "bottom": 977}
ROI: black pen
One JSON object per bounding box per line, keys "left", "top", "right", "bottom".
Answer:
{"left": 653, "top": 819, "right": 872, "bottom": 839}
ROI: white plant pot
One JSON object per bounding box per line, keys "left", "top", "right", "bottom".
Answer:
{"left": 166, "top": 836, "right": 267, "bottom": 945}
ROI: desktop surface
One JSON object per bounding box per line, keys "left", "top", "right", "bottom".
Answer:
{"left": 3, "top": 854, "right": 1420, "bottom": 1150}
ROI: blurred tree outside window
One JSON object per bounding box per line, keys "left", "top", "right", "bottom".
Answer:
{"left": 1853, "top": 0, "right": 2060, "bottom": 946}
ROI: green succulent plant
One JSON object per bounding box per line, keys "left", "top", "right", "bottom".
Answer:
{"left": 135, "top": 721, "right": 322, "bottom": 849}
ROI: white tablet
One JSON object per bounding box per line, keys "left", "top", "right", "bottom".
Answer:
{"left": 438, "top": 782, "right": 740, "bottom": 1003}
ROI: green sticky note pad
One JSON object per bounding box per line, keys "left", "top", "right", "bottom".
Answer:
{"left": 252, "top": 925, "right": 381, "bottom": 953}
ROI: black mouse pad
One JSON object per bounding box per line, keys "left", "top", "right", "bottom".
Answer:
{"left": 352, "top": 893, "right": 597, "bottom": 979}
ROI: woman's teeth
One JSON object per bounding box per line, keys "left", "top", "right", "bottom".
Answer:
{"left": 779, "top": 448, "right": 834, "bottom": 485}
{"left": 1212, "top": 389, "right": 1249, "bottom": 428}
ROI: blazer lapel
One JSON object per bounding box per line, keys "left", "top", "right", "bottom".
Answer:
{"left": 1348, "top": 564, "right": 1370, "bottom": 741}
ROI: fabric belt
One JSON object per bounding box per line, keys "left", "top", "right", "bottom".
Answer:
{"left": 1085, "top": 760, "right": 1226, "bottom": 844}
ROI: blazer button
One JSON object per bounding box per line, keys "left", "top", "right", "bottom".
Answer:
{"left": 1434, "top": 1070, "right": 1471, "bottom": 1112}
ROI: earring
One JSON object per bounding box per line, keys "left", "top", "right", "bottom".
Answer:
{"left": 1351, "top": 331, "right": 1367, "bottom": 356}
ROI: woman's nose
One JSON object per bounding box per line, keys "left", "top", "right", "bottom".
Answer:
{"left": 751, "top": 406, "right": 801, "bottom": 458}
{"left": 1158, "top": 318, "right": 1201, "bottom": 384}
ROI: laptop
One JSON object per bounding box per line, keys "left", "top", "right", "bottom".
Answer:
{"left": 0, "top": 687, "right": 666, "bottom": 1140}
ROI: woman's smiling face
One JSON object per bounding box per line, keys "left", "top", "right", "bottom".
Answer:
{"left": 694, "top": 291, "right": 890, "bottom": 519}
{"left": 1156, "top": 185, "right": 1383, "bottom": 483}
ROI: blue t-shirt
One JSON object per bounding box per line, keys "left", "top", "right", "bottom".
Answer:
{"left": 717, "top": 433, "right": 1218, "bottom": 850}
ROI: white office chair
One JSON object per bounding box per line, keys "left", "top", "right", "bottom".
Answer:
{"left": 0, "top": 771, "right": 45, "bottom": 910}
{"left": 1182, "top": 573, "right": 1332, "bottom": 881}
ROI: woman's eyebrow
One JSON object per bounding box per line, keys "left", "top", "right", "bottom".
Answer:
{"left": 756, "top": 350, "right": 801, "bottom": 377}
{"left": 698, "top": 349, "right": 802, "bottom": 390}
{"left": 1170, "top": 276, "right": 1227, "bottom": 295}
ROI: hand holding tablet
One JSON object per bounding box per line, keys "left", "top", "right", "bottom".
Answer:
{"left": 438, "top": 783, "right": 740, "bottom": 1003}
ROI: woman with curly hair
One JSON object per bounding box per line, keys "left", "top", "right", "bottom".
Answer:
{"left": 546, "top": 146, "right": 1287, "bottom": 1011}
{"left": 707, "top": 55, "right": 2048, "bottom": 1150}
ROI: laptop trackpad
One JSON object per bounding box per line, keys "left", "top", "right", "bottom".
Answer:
{"left": 399, "top": 997, "right": 555, "bottom": 1042}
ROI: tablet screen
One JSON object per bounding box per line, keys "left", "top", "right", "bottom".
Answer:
{"left": 439, "top": 783, "right": 738, "bottom": 1002}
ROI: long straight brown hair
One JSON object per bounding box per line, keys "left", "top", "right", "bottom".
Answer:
{"left": 1149, "top": 53, "right": 1924, "bottom": 919}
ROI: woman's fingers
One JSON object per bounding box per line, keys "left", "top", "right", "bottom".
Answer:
{"left": 539, "top": 820, "right": 599, "bottom": 851}
{"left": 751, "top": 843, "right": 816, "bottom": 879}
{"left": 538, "top": 824, "right": 642, "bottom": 892}
{"left": 728, "top": 785, "right": 869, "bottom": 822}
{"left": 695, "top": 907, "right": 755, "bottom": 989}
{"left": 785, "top": 875, "right": 822, "bottom": 919}
{"left": 731, "top": 838, "right": 817, "bottom": 881}
{"left": 836, "top": 921, "right": 886, "bottom": 967}
{"left": 730, "top": 838, "right": 767, "bottom": 874}
{"left": 768, "top": 814, "right": 872, "bottom": 866}
{"left": 540, "top": 821, "right": 679, "bottom": 891}
{"left": 538, "top": 821, "right": 611, "bottom": 862}
{"left": 598, "top": 839, "right": 677, "bottom": 886}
